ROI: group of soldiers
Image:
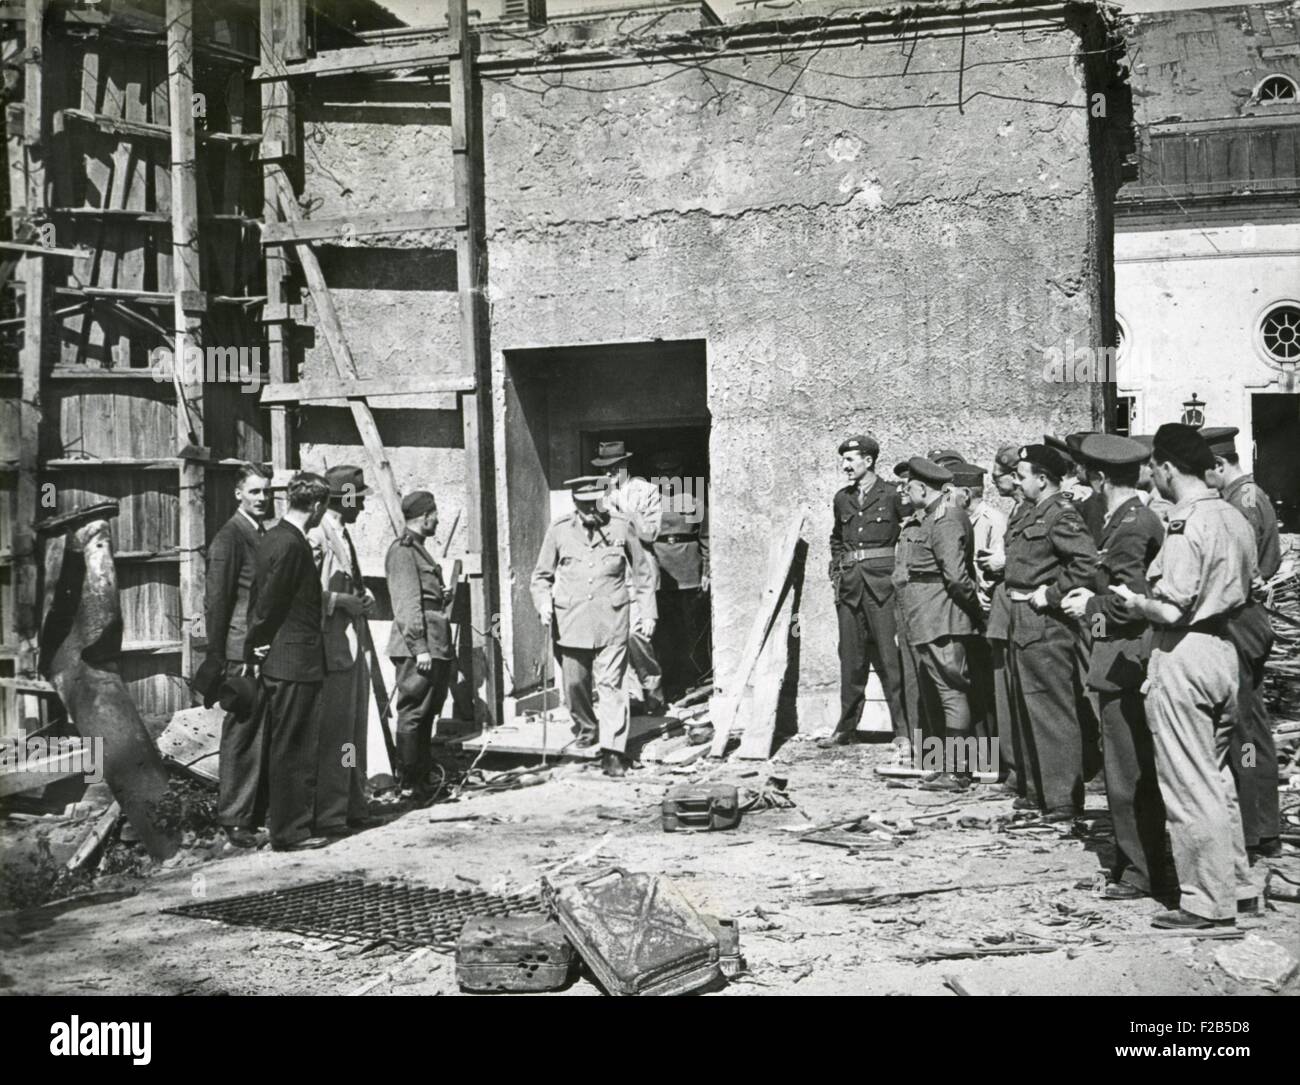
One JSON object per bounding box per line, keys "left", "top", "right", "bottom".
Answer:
{"left": 828, "top": 425, "right": 1282, "bottom": 929}
{"left": 196, "top": 465, "right": 456, "bottom": 851}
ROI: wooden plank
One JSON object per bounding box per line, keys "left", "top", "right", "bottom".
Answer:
{"left": 260, "top": 207, "right": 465, "bottom": 245}
{"left": 735, "top": 577, "right": 793, "bottom": 760}
{"left": 709, "top": 511, "right": 804, "bottom": 757}
{"left": 270, "top": 170, "right": 406, "bottom": 536}
{"left": 250, "top": 39, "right": 459, "bottom": 82}
{"left": 167, "top": 0, "right": 205, "bottom": 680}
{"left": 0, "top": 239, "right": 91, "bottom": 259}
{"left": 259, "top": 374, "right": 475, "bottom": 404}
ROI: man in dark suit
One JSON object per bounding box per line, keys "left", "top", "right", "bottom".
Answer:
{"left": 202, "top": 465, "right": 270, "bottom": 848}
{"left": 245, "top": 472, "right": 331, "bottom": 851}
{"left": 824, "top": 434, "right": 908, "bottom": 750}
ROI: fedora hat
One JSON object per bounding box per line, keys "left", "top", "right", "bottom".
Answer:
{"left": 218, "top": 674, "right": 259, "bottom": 721}
{"left": 591, "top": 441, "right": 633, "bottom": 468}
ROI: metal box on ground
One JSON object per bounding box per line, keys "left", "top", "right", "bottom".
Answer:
{"left": 455, "top": 916, "right": 575, "bottom": 993}
{"left": 702, "top": 913, "right": 745, "bottom": 977}
{"left": 662, "top": 783, "right": 741, "bottom": 831}
{"left": 545, "top": 868, "right": 721, "bottom": 996}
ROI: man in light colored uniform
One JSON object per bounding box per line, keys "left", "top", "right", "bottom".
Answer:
{"left": 1111, "top": 424, "right": 1258, "bottom": 929}
{"left": 594, "top": 440, "right": 665, "bottom": 714}
{"left": 531, "top": 475, "right": 656, "bottom": 777}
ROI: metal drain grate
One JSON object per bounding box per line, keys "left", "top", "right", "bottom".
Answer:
{"left": 165, "top": 879, "right": 544, "bottom": 951}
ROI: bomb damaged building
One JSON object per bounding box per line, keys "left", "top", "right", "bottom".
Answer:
{"left": 1, "top": 0, "right": 1130, "bottom": 755}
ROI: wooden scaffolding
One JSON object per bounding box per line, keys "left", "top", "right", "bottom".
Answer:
{"left": 1, "top": 0, "right": 501, "bottom": 737}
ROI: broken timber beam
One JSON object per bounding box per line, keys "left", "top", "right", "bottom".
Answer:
{"left": 250, "top": 39, "right": 460, "bottom": 82}
{"left": 260, "top": 207, "right": 465, "bottom": 245}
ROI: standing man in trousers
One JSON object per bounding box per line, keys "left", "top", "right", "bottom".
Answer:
{"left": 824, "top": 434, "right": 908, "bottom": 752}
{"left": 1109, "top": 424, "right": 1258, "bottom": 929}
{"left": 1062, "top": 435, "right": 1171, "bottom": 902}
{"left": 531, "top": 476, "right": 656, "bottom": 777}
{"left": 309, "top": 465, "right": 378, "bottom": 834}
{"left": 385, "top": 490, "right": 455, "bottom": 802}
{"left": 245, "top": 472, "right": 331, "bottom": 852}
{"left": 1203, "top": 427, "right": 1282, "bottom": 860}
{"left": 203, "top": 464, "right": 269, "bottom": 849}
{"left": 649, "top": 450, "right": 710, "bottom": 702}
{"left": 1005, "top": 444, "right": 1099, "bottom": 820}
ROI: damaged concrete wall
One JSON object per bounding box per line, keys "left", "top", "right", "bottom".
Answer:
{"left": 294, "top": 1, "right": 1119, "bottom": 727}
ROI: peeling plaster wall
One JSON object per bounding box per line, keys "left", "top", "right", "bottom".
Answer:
{"left": 295, "top": 8, "right": 1115, "bottom": 724}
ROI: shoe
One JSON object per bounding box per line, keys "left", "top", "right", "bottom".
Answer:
{"left": 920, "top": 772, "right": 971, "bottom": 792}
{"left": 224, "top": 827, "right": 258, "bottom": 849}
{"left": 271, "top": 836, "right": 331, "bottom": 852}
{"left": 1012, "top": 796, "right": 1038, "bottom": 811}
{"left": 817, "top": 732, "right": 858, "bottom": 749}
{"left": 1151, "top": 909, "right": 1234, "bottom": 930}
{"left": 601, "top": 750, "right": 628, "bottom": 778}
{"left": 1248, "top": 838, "right": 1282, "bottom": 860}
{"left": 347, "top": 815, "right": 382, "bottom": 829}
{"left": 642, "top": 695, "right": 666, "bottom": 717}
{"left": 1042, "top": 807, "right": 1079, "bottom": 823}
{"left": 1102, "top": 882, "right": 1148, "bottom": 901}
{"left": 318, "top": 824, "right": 351, "bottom": 838}
{"left": 1237, "top": 897, "right": 1261, "bottom": 915}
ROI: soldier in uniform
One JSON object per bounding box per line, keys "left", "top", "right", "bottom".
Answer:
{"left": 1061, "top": 435, "right": 1171, "bottom": 901}
{"left": 594, "top": 441, "right": 664, "bottom": 715}
{"left": 980, "top": 445, "right": 1025, "bottom": 791}
{"left": 1004, "top": 444, "right": 1099, "bottom": 819}
{"left": 1131, "top": 435, "right": 1174, "bottom": 523}
{"left": 649, "top": 450, "right": 710, "bottom": 702}
{"left": 531, "top": 476, "right": 656, "bottom": 777}
{"left": 1203, "top": 426, "right": 1282, "bottom": 860}
{"left": 384, "top": 490, "right": 455, "bottom": 800}
{"left": 1109, "top": 424, "right": 1258, "bottom": 928}
{"left": 894, "top": 457, "right": 984, "bottom": 788}
{"left": 825, "top": 434, "right": 908, "bottom": 751}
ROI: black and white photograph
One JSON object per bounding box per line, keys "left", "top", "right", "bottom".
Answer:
{"left": 1, "top": 0, "right": 1298, "bottom": 1041}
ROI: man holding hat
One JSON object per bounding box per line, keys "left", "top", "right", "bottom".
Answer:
{"left": 894, "top": 457, "right": 983, "bottom": 787}
{"left": 593, "top": 440, "right": 664, "bottom": 714}
{"left": 826, "top": 434, "right": 908, "bottom": 749}
{"left": 531, "top": 476, "right": 656, "bottom": 777}
{"left": 308, "top": 465, "right": 379, "bottom": 832}
{"left": 1061, "top": 435, "right": 1171, "bottom": 900}
{"left": 1108, "top": 423, "right": 1258, "bottom": 928}
{"left": 1203, "top": 426, "right": 1282, "bottom": 859}
{"left": 1005, "top": 443, "right": 1099, "bottom": 819}
{"left": 385, "top": 489, "right": 455, "bottom": 799}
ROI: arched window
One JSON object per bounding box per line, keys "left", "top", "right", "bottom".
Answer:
{"left": 1259, "top": 302, "right": 1300, "bottom": 364}
{"left": 1253, "top": 74, "right": 1298, "bottom": 105}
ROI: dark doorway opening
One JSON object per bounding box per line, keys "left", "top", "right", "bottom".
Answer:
{"left": 1252, "top": 393, "right": 1300, "bottom": 532}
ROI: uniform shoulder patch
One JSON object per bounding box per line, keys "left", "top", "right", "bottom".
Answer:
{"left": 1167, "top": 519, "right": 1186, "bottom": 535}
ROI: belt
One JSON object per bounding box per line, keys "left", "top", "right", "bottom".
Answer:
{"left": 840, "top": 546, "right": 895, "bottom": 565}
{"left": 1187, "top": 615, "right": 1231, "bottom": 637}
{"left": 902, "top": 571, "right": 944, "bottom": 584}
{"left": 657, "top": 534, "right": 699, "bottom": 544}
{"left": 1008, "top": 590, "right": 1037, "bottom": 602}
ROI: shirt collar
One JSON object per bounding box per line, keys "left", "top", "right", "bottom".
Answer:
{"left": 1167, "top": 489, "right": 1221, "bottom": 520}
{"left": 238, "top": 508, "right": 262, "bottom": 530}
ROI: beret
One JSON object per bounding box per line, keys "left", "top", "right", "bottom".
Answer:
{"left": 892, "top": 459, "right": 912, "bottom": 478}
{"left": 401, "top": 490, "right": 438, "bottom": 519}
{"left": 1077, "top": 433, "right": 1150, "bottom": 467}
{"left": 839, "top": 433, "right": 880, "bottom": 458}
{"left": 1019, "top": 443, "right": 1072, "bottom": 479}
{"left": 1198, "top": 426, "right": 1239, "bottom": 457}
{"left": 907, "top": 456, "right": 954, "bottom": 487}
{"left": 1152, "top": 423, "right": 1215, "bottom": 475}
{"left": 992, "top": 444, "right": 1021, "bottom": 475}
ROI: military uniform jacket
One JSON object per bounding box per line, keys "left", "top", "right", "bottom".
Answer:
{"left": 1083, "top": 495, "right": 1164, "bottom": 692}
{"left": 384, "top": 530, "right": 454, "bottom": 661}
{"left": 829, "top": 476, "right": 906, "bottom": 607}
{"left": 1004, "top": 491, "right": 1098, "bottom": 646}
{"left": 893, "top": 497, "right": 982, "bottom": 645}
{"left": 654, "top": 487, "right": 709, "bottom": 591}
{"left": 1148, "top": 492, "right": 1254, "bottom": 627}
{"left": 1077, "top": 489, "right": 1107, "bottom": 546}
{"left": 1223, "top": 474, "right": 1280, "bottom": 580}
{"left": 531, "top": 510, "right": 656, "bottom": 650}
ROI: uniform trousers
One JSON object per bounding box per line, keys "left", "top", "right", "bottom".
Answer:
{"left": 315, "top": 655, "right": 370, "bottom": 830}
{"left": 1098, "top": 688, "right": 1170, "bottom": 893}
{"left": 258, "top": 675, "right": 322, "bottom": 848}
{"left": 1146, "top": 630, "right": 1255, "bottom": 921}
{"left": 627, "top": 598, "right": 663, "bottom": 705}
{"left": 988, "top": 637, "right": 1020, "bottom": 784}
{"left": 561, "top": 641, "right": 630, "bottom": 753}
{"left": 654, "top": 589, "right": 708, "bottom": 701}
{"left": 1228, "top": 603, "right": 1279, "bottom": 847}
{"left": 218, "top": 660, "right": 267, "bottom": 829}
{"left": 899, "top": 630, "right": 933, "bottom": 743}
{"left": 835, "top": 593, "right": 907, "bottom": 740}
{"left": 393, "top": 656, "right": 452, "bottom": 789}
{"left": 917, "top": 636, "right": 975, "bottom": 773}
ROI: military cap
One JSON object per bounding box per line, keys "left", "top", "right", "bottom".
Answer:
{"left": 401, "top": 490, "right": 438, "bottom": 519}
{"left": 926, "top": 447, "right": 966, "bottom": 467}
{"left": 838, "top": 433, "right": 880, "bottom": 458}
{"left": 907, "top": 456, "right": 953, "bottom": 487}
{"left": 950, "top": 464, "right": 987, "bottom": 488}
{"left": 1199, "top": 426, "right": 1239, "bottom": 457}
{"left": 1066, "top": 431, "right": 1096, "bottom": 454}
{"left": 1152, "top": 423, "right": 1215, "bottom": 475}
{"left": 325, "top": 464, "right": 373, "bottom": 499}
{"left": 565, "top": 475, "right": 609, "bottom": 500}
{"left": 1077, "top": 433, "right": 1150, "bottom": 467}
{"left": 1043, "top": 433, "right": 1075, "bottom": 459}
{"left": 1019, "top": 443, "right": 1072, "bottom": 480}
{"left": 591, "top": 440, "right": 632, "bottom": 467}
{"left": 1130, "top": 434, "right": 1155, "bottom": 452}
{"left": 992, "top": 444, "right": 1021, "bottom": 476}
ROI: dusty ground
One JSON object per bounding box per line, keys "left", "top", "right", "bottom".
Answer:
{"left": 3, "top": 738, "right": 1299, "bottom": 997}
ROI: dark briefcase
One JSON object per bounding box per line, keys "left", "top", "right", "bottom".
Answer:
{"left": 544, "top": 868, "right": 721, "bottom": 996}
{"left": 455, "top": 916, "right": 575, "bottom": 993}
{"left": 662, "top": 783, "right": 741, "bottom": 832}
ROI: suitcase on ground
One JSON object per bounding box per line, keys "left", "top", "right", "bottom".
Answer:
{"left": 662, "top": 783, "right": 741, "bottom": 831}
{"left": 455, "top": 916, "right": 575, "bottom": 993}
{"left": 702, "top": 913, "right": 745, "bottom": 977}
{"left": 544, "top": 867, "right": 721, "bottom": 996}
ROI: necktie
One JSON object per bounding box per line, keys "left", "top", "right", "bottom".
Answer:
{"left": 343, "top": 527, "right": 363, "bottom": 588}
